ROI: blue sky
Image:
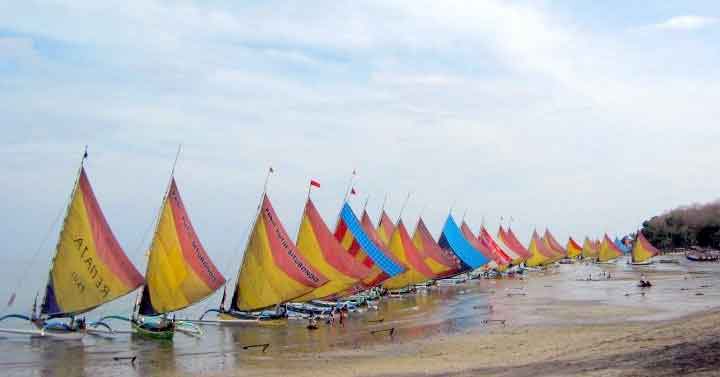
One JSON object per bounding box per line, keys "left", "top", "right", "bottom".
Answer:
{"left": 2, "top": 1, "right": 720, "bottom": 300}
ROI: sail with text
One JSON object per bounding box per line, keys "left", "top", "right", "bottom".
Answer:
{"left": 438, "top": 215, "right": 489, "bottom": 270}
{"left": 138, "top": 179, "right": 226, "bottom": 316}
{"left": 499, "top": 226, "right": 532, "bottom": 261}
{"left": 597, "top": 234, "right": 623, "bottom": 263}
{"left": 230, "top": 195, "right": 328, "bottom": 311}
{"left": 334, "top": 204, "right": 405, "bottom": 288}
{"left": 294, "top": 199, "right": 371, "bottom": 301}
{"left": 412, "top": 218, "right": 462, "bottom": 278}
{"left": 566, "top": 237, "right": 583, "bottom": 258}
{"left": 525, "top": 230, "right": 555, "bottom": 267}
{"left": 41, "top": 167, "right": 144, "bottom": 318}
{"left": 543, "top": 229, "right": 567, "bottom": 261}
{"left": 377, "top": 210, "right": 395, "bottom": 246}
{"left": 382, "top": 221, "right": 435, "bottom": 289}
{"left": 631, "top": 231, "right": 659, "bottom": 264}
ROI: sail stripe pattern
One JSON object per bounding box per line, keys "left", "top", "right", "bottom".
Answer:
{"left": 438, "top": 215, "right": 489, "bottom": 269}
{"left": 543, "top": 229, "right": 567, "bottom": 259}
{"left": 499, "top": 227, "right": 532, "bottom": 260}
{"left": 566, "top": 237, "right": 583, "bottom": 258}
{"left": 382, "top": 221, "right": 435, "bottom": 289}
{"left": 525, "top": 230, "right": 552, "bottom": 267}
{"left": 460, "top": 222, "right": 510, "bottom": 266}
{"left": 598, "top": 234, "right": 623, "bottom": 262}
{"left": 412, "top": 218, "right": 460, "bottom": 277}
{"left": 295, "top": 199, "right": 371, "bottom": 301}
{"left": 377, "top": 211, "right": 395, "bottom": 246}
{"left": 231, "top": 195, "right": 328, "bottom": 311}
{"left": 478, "top": 227, "right": 514, "bottom": 266}
{"left": 139, "top": 179, "right": 225, "bottom": 316}
{"left": 632, "top": 231, "right": 659, "bottom": 263}
{"left": 42, "top": 167, "right": 144, "bottom": 317}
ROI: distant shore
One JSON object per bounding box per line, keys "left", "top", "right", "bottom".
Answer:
{"left": 215, "top": 307, "right": 720, "bottom": 377}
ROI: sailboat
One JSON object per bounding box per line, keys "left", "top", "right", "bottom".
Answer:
{"left": 597, "top": 234, "right": 623, "bottom": 264}
{"left": 382, "top": 220, "right": 435, "bottom": 291}
{"left": 489, "top": 227, "right": 523, "bottom": 266}
{"left": 629, "top": 231, "right": 659, "bottom": 265}
{"left": 581, "top": 237, "right": 598, "bottom": 260}
{"left": 0, "top": 152, "right": 144, "bottom": 339}
{"left": 525, "top": 230, "right": 555, "bottom": 267}
{"left": 498, "top": 226, "right": 532, "bottom": 263}
{"left": 479, "top": 226, "right": 516, "bottom": 271}
{"left": 566, "top": 237, "right": 583, "bottom": 259}
{"left": 131, "top": 172, "right": 226, "bottom": 339}
{"left": 412, "top": 218, "right": 462, "bottom": 278}
{"left": 460, "top": 221, "right": 510, "bottom": 271}
{"left": 334, "top": 205, "right": 406, "bottom": 288}
{"left": 437, "top": 215, "right": 489, "bottom": 271}
{"left": 293, "top": 198, "right": 372, "bottom": 301}
{"left": 543, "top": 229, "right": 567, "bottom": 261}
{"left": 377, "top": 210, "right": 395, "bottom": 247}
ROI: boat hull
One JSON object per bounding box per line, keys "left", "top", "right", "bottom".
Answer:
{"left": 132, "top": 321, "right": 174, "bottom": 340}
{"left": 217, "top": 312, "right": 287, "bottom": 326}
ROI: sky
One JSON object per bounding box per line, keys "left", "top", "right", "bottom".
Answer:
{"left": 2, "top": 1, "right": 720, "bottom": 303}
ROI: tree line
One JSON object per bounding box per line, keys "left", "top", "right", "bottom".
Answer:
{"left": 642, "top": 200, "right": 720, "bottom": 250}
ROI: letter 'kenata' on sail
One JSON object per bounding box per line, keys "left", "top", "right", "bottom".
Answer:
{"left": 139, "top": 179, "right": 225, "bottom": 316}
{"left": 42, "top": 167, "right": 144, "bottom": 317}
{"left": 231, "top": 195, "right": 328, "bottom": 311}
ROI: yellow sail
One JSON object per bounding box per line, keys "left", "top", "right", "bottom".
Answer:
{"left": 377, "top": 211, "right": 395, "bottom": 246}
{"left": 138, "top": 179, "right": 225, "bottom": 315}
{"left": 231, "top": 195, "right": 328, "bottom": 311}
{"left": 631, "top": 231, "right": 659, "bottom": 263}
{"left": 382, "top": 222, "right": 434, "bottom": 290}
{"left": 294, "top": 199, "right": 370, "bottom": 301}
{"left": 598, "top": 235, "right": 622, "bottom": 263}
{"left": 42, "top": 167, "right": 144, "bottom": 317}
{"left": 566, "top": 237, "right": 583, "bottom": 258}
{"left": 525, "top": 231, "right": 550, "bottom": 267}
{"left": 581, "top": 237, "right": 598, "bottom": 259}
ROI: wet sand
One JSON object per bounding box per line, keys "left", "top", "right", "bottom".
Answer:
{"left": 2, "top": 256, "right": 719, "bottom": 376}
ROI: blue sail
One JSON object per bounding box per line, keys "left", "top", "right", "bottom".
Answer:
{"left": 339, "top": 203, "right": 405, "bottom": 277}
{"left": 438, "top": 215, "right": 490, "bottom": 269}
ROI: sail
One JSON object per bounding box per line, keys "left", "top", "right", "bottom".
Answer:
{"left": 139, "top": 179, "right": 225, "bottom": 316}
{"left": 479, "top": 226, "right": 515, "bottom": 266}
{"left": 631, "top": 231, "right": 659, "bottom": 263}
{"left": 493, "top": 228, "right": 523, "bottom": 265}
{"left": 566, "top": 237, "right": 583, "bottom": 258}
{"left": 598, "top": 234, "right": 623, "bottom": 262}
{"left": 229, "top": 195, "right": 328, "bottom": 311}
{"left": 581, "top": 237, "right": 597, "bottom": 259}
{"left": 460, "top": 221, "right": 510, "bottom": 266}
{"left": 412, "top": 218, "right": 461, "bottom": 277}
{"left": 525, "top": 230, "right": 553, "bottom": 267}
{"left": 499, "top": 227, "right": 532, "bottom": 261}
{"left": 382, "top": 221, "right": 437, "bottom": 289}
{"left": 41, "top": 167, "right": 144, "bottom": 317}
{"left": 334, "top": 204, "right": 405, "bottom": 287}
{"left": 295, "top": 199, "right": 371, "bottom": 301}
{"left": 615, "top": 237, "right": 631, "bottom": 254}
{"left": 544, "top": 229, "right": 567, "bottom": 258}
{"left": 438, "top": 215, "right": 489, "bottom": 270}
{"left": 377, "top": 211, "right": 395, "bottom": 246}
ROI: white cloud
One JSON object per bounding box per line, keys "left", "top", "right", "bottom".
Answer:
{"left": 654, "top": 15, "right": 718, "bottom": 30}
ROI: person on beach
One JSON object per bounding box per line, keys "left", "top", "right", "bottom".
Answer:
{"left": 339, "top": 308, "right": 345, "bottom": 327}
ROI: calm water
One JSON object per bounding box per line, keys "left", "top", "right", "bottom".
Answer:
{"left": 1, "top": 255, "right": 718, "bottom": 377}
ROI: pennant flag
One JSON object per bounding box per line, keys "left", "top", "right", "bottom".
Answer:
{"left": 230, "top": 195, "right": 328, "bottom": 311}
{"left": 438, "top": 215, "right": 489, "bottom": 270}
{"left": 310, "top": 179, "right": 321, "bottom": 188}
{"left": 42, "top": 167, "right": 144, "bottom": 317}
{"left": 350, "top": 187, "right": 357, "bottom": 195}
{"left": 295, "top": 199, "right": 371, "bottom": 301}
{"left": 139, "top": 179, "right": 226, "bottom": 315}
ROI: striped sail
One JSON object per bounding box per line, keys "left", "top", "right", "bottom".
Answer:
{"left": 460, "top": 221, "right": 509, "bottom": 266}
{"left": 377, "top": 211, "right": 395, "bottom": 246}
{"left": 333, "top": 204, "right": 405, "bottom": 288}
{"left": 631, "top": 231, "right": 659, "bottom": 263}
{"left": 543, "top": 229, "right": 567, "bottom": 260}
{"left": 479, "top": 227, "right": 514, "bottom": 267}
{"left": 499, "top": 227, "right": 532, "bottom": 261}
{"left": 493, "top": 228, "right": 523, "bottom": 265}
{"left": 139, "top": 179, "right": 225, "bottom": 315}
{"left": 438, "top": 215, "right": 489, "bottom": 270}
{"left": 598, "top": 234, "right": 623, "bottom": 263}
{"left": 231, "top": 195, "right": 328, "bottom": 311}
{"left": 295, "top": 199, "right": 371, "bottom": 301}
{"left": 566, "top": 237, "right": 583, "bottom": 258}
{"left": 525, "top": 230, "right": 552, "bottom": 267}
{"left": 581, "top": 237, "right": 598, "bottom": 259}
{"left": 42, "top": 167, "right": 144, "bottom": 317}
{"left": 412, "top": 218, "right": 461, "bottom": 278}
{"left": 382, "top": 221, "right": 435, "bottom": 289}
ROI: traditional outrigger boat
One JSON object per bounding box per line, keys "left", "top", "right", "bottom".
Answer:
{"left": 597, "top": 234, "right": 623, "bottom": 264}
{"left": 0, "top": 151, "right": 144, "bottom": 340}
{"left": 629, "top": 231, "right": 659, "bottom": 265}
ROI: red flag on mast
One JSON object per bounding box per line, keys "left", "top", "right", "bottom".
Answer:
{"left": 350, "top": 187, "right": 357, "bottom": 195}
{"left": 310, "top": 179, "right": 321, "bottom": 188}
